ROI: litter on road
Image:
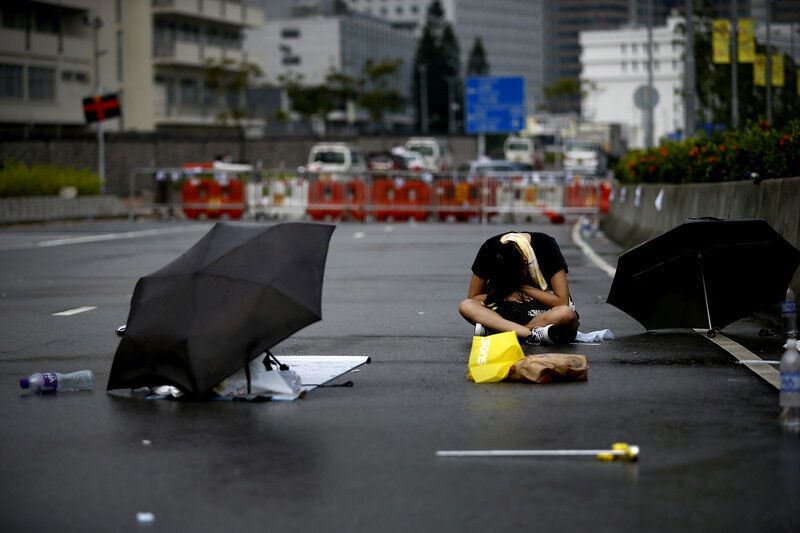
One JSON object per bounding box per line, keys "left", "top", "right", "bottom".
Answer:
{"left": 436, "top": 442, "right": 639, "bottom": 462}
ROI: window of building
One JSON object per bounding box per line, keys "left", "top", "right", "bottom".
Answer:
{"left": 621, "top": 43, "right": 627, "bottom": 54}
{"left": 396, "top": 6, "right": 403, "bottom": 15}
{"left": 226, "top": 89, "right": 240, "bottom": 110}
{"left": 631, "top": 43, "right": 638, "bottom": 53}
{"left": 281, "top": 55, "right": 301, "bottom": 66}
{"left": 621, "top": 61, "right": 627, "bottom": 71}
{"left": 34, "top": 9, "right": 60, "bottom": 34}
{"left": 654, "top": 43, "right": 659, "bottom": 53}
{"left": 654, "top": 60, "right": 660, "bottom": 70}
{"left": 28, "top": 66, "right": 55, "bottom": 100}
{"left": 179, "top": 78, "right": 198, "bottom": 106}
{"left": 1, "top": 6, "right": 28, "bottom": 30}
{"left": 672, "top": 60, "right": 678, "bottom": 71}
{"left": 632, "top": 61, "right": 638, "bottom": 71}
{"left": 380, "top": 7, "right": 387, "bottom": 15}
{"left": 203, "top": 82, "right": 218, "bottom": 106}
{"left": 281, "top": 28, "right": 300, "bottom": 38}
{"left": 74, "top": 71, "right": 88, "bottom": 83}
{"left": 0, "top": 63, "right": 24, "bottom": 99}
{"left": 411, "top": 5, "right": 419, "bottom": 14}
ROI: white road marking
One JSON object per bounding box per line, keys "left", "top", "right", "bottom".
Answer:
{"left": 33, "top": 226, "right": 203, "bottom": 248}
{"left": 694, "top": 329, "right": 780, "bottom": 389}
{"left": 570, "top": 222, "right": 616, "bottom": 278}
{"left": 572, "top": 224, "right": 780, "bottom": 388}
{"left": 53, "top": 306, "right": 97, "bottom": 316}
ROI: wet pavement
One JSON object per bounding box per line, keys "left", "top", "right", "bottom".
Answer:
{"left": 0, "top": 220, "right": 797, "bottom": 532}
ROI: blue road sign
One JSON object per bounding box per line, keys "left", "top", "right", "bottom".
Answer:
{"left": 465, "top": 76, "right": 526, "bottom": 134}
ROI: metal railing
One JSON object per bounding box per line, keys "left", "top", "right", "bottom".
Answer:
{"left": 124, "top": 168, "right": 610, "bottom": 224}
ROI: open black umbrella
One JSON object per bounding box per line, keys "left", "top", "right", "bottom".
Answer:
{"left": 107, "top": 222, "right": 335, "bottom": 396}
{"left": 607, "top": 218, "right": 800, "bottom": 335}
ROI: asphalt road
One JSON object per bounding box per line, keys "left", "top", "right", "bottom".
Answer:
{"left": 0, "top": 219, "right": 797, "bottom": 532}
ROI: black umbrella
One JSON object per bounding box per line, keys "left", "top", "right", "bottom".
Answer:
{"left": 107, "top": 221, "right": 335, "bottom": 396}
{"left": 607, "top": 218, "right": 800, "bottom": 335}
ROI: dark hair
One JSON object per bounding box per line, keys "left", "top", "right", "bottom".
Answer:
{"left": 488, "top": 242, "right": 528, "bottom": 302}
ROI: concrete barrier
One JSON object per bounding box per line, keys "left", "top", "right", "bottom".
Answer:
{"left": 603, "top": 176, "right": 800, "bottom": 293}
{"left": 0, "top": 196, "right": 127, "bottom": 225}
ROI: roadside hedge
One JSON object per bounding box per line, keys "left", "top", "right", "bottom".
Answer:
{"left": 0, "top": 160, "right": 100, "bottom": 197}
{"left": 615, "top": 120, "right": 800, "bottom": 184}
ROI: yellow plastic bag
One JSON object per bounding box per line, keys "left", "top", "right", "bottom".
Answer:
{"left": 468, "top": 331, "right": 525, "bottom": 383}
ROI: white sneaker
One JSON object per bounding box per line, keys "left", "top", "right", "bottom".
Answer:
{"left": 526, "top": 325, "right": 552, "bottom": 345}
{"left": 474, "top": 323, "right": 487, "bottom": 336}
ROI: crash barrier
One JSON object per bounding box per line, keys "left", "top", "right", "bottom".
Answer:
{"left": 125, "top": 168, "right": 609, "bottom": 223}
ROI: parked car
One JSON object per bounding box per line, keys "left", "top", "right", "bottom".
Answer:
{"left": 367, "top": 149, "right": 426, "bottom": 172}
{"left": 503, "top": 136, "right": 543, "bottom": 169}
{"left": 404, "top": 137, "right": 454, "bottom": 172}
{"left": 307, "top": 143, "right": 366, "bottom": 174}
{"left": 563, "top": 140, "right": 608, "bottom": 176}
{"left": 462, "top": 159, "right": 516, "bottom": 180}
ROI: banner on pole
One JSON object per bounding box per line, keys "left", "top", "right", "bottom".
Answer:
{"left": 712, "top": 19, "right": 730, "bottom": 64}
{"left": 754, "top": 54, "right": 766, "bottom": 86}
{"left": 82, "top": 93, "right": 121, "bottom": 123}
{"left": 797, "top": 69, "right": 800, "bottom": 96}
{"left": 772, "top": 54, "right": 785, "bottom": 87}
{"left": 737, "top": 19, "right": 755, "bottom": 63}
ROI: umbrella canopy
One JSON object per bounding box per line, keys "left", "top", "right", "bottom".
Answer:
{"left": 107, "top": 222, "right": 335, "bottom": 396}
{"left": 607, "top": 218, "right": 800, "bottom": 332}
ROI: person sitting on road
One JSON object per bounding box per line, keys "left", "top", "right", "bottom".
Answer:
{"left": 458, "top": 231, "right": 579, "bottom": 345}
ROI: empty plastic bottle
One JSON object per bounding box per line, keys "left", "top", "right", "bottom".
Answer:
{"left": 780, "top": 335, "right": 800, "bottom": 434}
{"left": 783, "top": 288, "right": 797, "bottom": 339}
{"left": 19, "top": 370, "right": 94, "bottom": 393}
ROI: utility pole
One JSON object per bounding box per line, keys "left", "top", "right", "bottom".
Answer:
{"left": 684, "top": 0, "right": 696, "bottom": 137}
{"left": 419, "top": 64, "right": 428, "bottom": 134}
{"left": 447, "top": 77, "right": 455, "bottom": 135}
{"left": 766, "top": 1, "right": 772, "bottom": 124}
{"left": 645, "top": 0, "right": 654, "bottom": 148}
{"left": 85, "top": 15, "right": 105, "bottom": 194}
{"left": 730, "top": 0, "right": 739, "bottom": 129}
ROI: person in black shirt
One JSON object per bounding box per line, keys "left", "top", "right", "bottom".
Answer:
{"left": 458, "top": 231, "right": 578, "bottom": 345}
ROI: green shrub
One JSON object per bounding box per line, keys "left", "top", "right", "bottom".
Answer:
{"left": 616, "top": 120, "right": 800, "bottom": 184}
{"left": 0, "top": 160, "right": 101, "bottom": 197}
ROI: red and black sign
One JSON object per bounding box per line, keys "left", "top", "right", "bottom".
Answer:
{"left": 82, "top": 93, "right": 121, "bottom": 123}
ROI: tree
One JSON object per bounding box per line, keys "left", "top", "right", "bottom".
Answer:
{"left": 277, "top": 71, "right": 335, "bottom": 137}
{"left": 541, "top": 78, "right": 597, "bottom": 113}
{"left": 412, "top": 0, "right": 461, "bottom": 133}
{"left": 204, "top": 58, "right": 263, "bottom": 161}
{"left": 358, "top": 59, "right": 403, "bottom": 129}
{"left": 278, "top": 59, "right": 405, "bottom": 135}
{"left": 466, "top": 37, "right": 489, "bottom": 76}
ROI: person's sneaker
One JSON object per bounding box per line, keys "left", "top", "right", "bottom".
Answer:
{"left": 525, "top": 325, "right": 552, "bottom": 345}
{"left": 474, "top": 323, "right": 487, "bottom": 336}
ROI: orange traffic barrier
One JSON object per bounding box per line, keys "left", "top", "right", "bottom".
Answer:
{"left": 182, "top": 178, "right": 244, "bottom": 220}
{"left": 371, "top": 179, "right": 430, "bottom": 221}
{"left": 306, "top": 180, "right": 366, "bottom": 221}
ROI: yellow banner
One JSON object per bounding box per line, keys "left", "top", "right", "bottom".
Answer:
{"left": 754, "top": 54, "right": 786, "bottom": 87}
{"left": 754, "top": 54, "right": 766, "bottom": 86}
{"left": 772, "top": 54, "right": 784, "bottom": 87}
{"left": 712, "top": 19, "right": 730, "bottom": 64}
{"left": 737, "top": 19, "right": 755, "bottom": 63}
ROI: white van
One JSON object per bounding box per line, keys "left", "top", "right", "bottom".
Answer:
{"left": 563, "top": 140, "right": 608, "bottom": 176}
{"left": 503, "top": 136, "right": 543, "bottom": 169}
{"left": 403, "top": 137, "right": 453, "bottom": 172}
{"left": 307, "top": 143, "right": 366, "bottom": 174}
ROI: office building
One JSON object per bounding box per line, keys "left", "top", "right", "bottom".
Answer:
{"left": 580, "top": 16, "right": 685, "bottom": 148}
{"left": 0, "top": 0, "right": 263, "bottom": 134}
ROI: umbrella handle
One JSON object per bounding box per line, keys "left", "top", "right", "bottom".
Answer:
{"left": 698, "top": 253, "right": 714, "bottom": 333}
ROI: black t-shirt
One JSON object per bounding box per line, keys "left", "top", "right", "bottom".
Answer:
{"left": 471, "top": 232, "right": 568, "bottom": 290}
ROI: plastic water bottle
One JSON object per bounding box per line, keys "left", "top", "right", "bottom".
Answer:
{"left": 19, "top": 370, "right": 94, "bottom": 393}
{"left": 780, "top": 336, "right": 800, "bottom": 434}
{"left": 783, "top": 288, "right": 797, "bottom": 339}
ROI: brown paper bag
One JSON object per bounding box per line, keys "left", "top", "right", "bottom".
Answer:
{"left": 507, "top": 354, "right": 588, "bottom": 384}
